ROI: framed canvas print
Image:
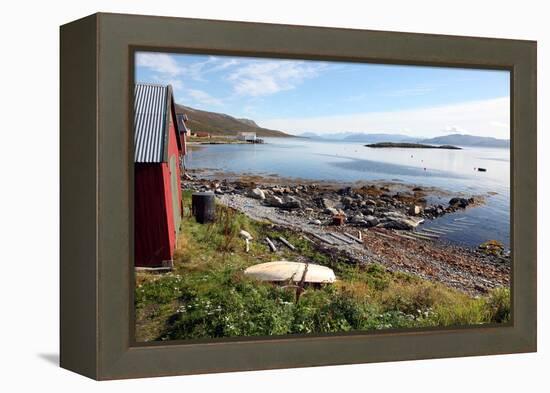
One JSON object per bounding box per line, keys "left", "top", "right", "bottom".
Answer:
{"left": 60, "top": 13, "right": 537, "bottom": 380}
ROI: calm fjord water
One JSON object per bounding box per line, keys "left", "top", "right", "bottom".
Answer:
{"left": 186, "top": 138, "right": 510, "bottom": 248}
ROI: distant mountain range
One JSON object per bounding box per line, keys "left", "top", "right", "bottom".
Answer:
{"left": 420, "top": 134, "right": 510, "bottom": 148}
{"left": 175, "top": 104, "right": 291, "bottom": 138}
{"left": 173, "top": 104, "right": 509, "bottom": 147}
{"left": 299, "top": 132, "right": 509, "bottom": 148}
{"left": 299, "top": 132, "right": 419, "bottom": 143}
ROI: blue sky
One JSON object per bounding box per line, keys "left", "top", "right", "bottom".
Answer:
{"left": 135, "top": 52, "right": 510, "bottom": 138}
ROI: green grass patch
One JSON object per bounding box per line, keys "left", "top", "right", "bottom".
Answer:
{"left": 135, "top": 193, "right": 511, "bottom": 341}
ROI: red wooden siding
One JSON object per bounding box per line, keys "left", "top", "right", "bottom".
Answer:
{"left": 134, "top": 164, "right": 172, "bottom": 267}
{"left": 134, "top": 84, "right": 184, "bottom": 268}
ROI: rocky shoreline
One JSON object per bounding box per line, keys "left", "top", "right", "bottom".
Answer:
{"left": 182, "top": 172, "right": 510, "bottom": 295}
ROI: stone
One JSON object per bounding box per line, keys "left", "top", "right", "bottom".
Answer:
{"left": 321, "top": 198, "right": 336, "bottom": 209}
{"left": 337, "top": 186, "right": 352, "bottom": 196}
{"left": 324, "top": 207, "right": 340, "bottom": 216}
{"left": 364, "top": 215, "right": 379, "bottom": 227}
{"left": 266, "top": 195, "right": 284, "bottom": 207}
{"left": 342, "top": 196, "right": 354, "bottom": 207}
{"left": 363, "top": 207, "right": 375, "bottom": 216}
{"left": 381, "top": 212, "right": 423, "bottom": 229}
{"left": 283, "top": 200, "right": 301, "bottom": 209}
{"left": 273, "top": 195, "right": 301, "bottom": 209}
{"left": 409, "top": 205, "right": 422, "bottom": 215}
{"left": 310, "top": 219, "right": 322, "bottom": 225}
{"left": 249, "top": 188, "right": 265, "bottom": 200}
{"left": 449, "top": 197, "right": 469, "bottom": 208}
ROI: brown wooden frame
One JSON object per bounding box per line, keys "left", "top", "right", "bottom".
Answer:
{"left": 60, "top": 12, "right": 537, "bottom": 380}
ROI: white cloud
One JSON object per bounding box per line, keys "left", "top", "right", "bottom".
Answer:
{"left": 260, "top": 97, "right": 510, "bottom": 139}
{"left": 227, "top": 61, "right": 324, "bottom": 97}
{"left": 187, "top": 89, "right": 224, "bottom": 106}
{"left": 384, "top": 87, "right": 435, "bottom": 97}
{"left": 151, "top": 75, "right": 183, "bottom": 90}
{"left": 136, "top": 53, "right": 182, "bottom": 76}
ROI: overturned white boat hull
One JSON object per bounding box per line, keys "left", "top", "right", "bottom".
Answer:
{"left": 244, "top": 261, "right": 336, "bottom": 284}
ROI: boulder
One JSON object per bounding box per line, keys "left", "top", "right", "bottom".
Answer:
{"left": 478, "top": 240, "right": 505, "bottom": 256}
{"left": 282, "top": 195, "right": 302, "bottom": 209}
{"left": 337, "top": 186, "right": 353, "bottom": 196}
{"left": 363, "top": 207, "right": 375, "bottom": 216}
{"left": 266, "top": 195, "right": 284, "bottom": 207}
{"left": 249, "top": 188, "right": 265, "bottom": 200}
{"left": 321, "top": 198, "right": 336, "bottom": 209}
{"left": 381, "top": 212, "right": 423, "bottom": 230}
{"left": 324, "top": 207, "right": 340, "bottom": 216}
{"left": 341, "top": 196, "right": 354, "bottom": 207}
{"left": 364, "top": 215, "right": 379, "bottom": 227}
{"left": 409, "top": 205, "right": 422, "bottom": 215}
{"left": 449, "top": 197, "right": 469, "bottom": 208}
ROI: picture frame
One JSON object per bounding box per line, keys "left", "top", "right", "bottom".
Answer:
{"left": 60, "top": 12, "right": 537, "bottom": 380}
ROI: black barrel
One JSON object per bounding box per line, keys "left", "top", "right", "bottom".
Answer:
{"left": 191, "top": 192, "right": 216, "bottom": 223}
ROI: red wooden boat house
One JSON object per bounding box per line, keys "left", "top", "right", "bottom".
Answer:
{"left": 134, "top": 83, "right": 187, "bottom": 268}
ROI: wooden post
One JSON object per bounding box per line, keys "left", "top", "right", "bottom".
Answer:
{"left": 191, "top": 192, "right": 216, "bottom": 223}
{"left": 278, "top": 236, "right": 296, "bottom": 250}
{"left": 265, "top": 237, "right": 277, "bottom": 252}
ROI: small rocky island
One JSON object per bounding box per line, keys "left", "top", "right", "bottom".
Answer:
{"left": 365, "top": 142, "right": 461, "bottom": 150}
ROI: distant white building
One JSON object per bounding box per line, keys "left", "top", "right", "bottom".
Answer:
{"left": 237, "top": 132, "right": 257, "bottom": 142}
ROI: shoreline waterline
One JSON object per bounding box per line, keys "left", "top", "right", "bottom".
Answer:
{"left": 184, "top": 139, "right": 510, "bottom": 248}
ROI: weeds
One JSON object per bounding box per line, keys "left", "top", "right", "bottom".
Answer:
{"left": 135, "top": 194, "right": 511, "bottom": 341}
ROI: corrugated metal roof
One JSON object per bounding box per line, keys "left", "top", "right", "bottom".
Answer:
{"left": 134, "top": 83, "right": 170, "bottom": 163}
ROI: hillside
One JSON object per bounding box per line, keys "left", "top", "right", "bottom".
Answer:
{"left": 175, "top": 104, "right": 293, "bottom": 137}
{"left": 421, "top": 134, "right": 510, "bottom": 148}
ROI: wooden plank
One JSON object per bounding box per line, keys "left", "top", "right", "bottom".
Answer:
{"left": 328, "top": 232, "right": 354, "bottom": 244}
{"left": 431, "top": 226, "right": 455, "bottom": 233}
{"left": 135, "top": 266, "right": 173, "bottom": 273}
{"left": 265, "top": 237, "right": 277, "bottom": 252}
{"left": 422, "top": 228, "right": 447, "bottom": 235}
{"left": 371, "top": 230, "right": 396, "bottom": 240}
{"left": 394, "top": 232, "right": 420, "bottom": 241}
{"left": 311, "top": 232, "right": 336, "bottom": 245}
{"left": 415, "top": 231, "right": 439, "bottom": 239}
{"left": 406, "top": 232, "right": 434, "bottom": 241}
{"left": 278, "top": 236, "right": 296, "bottom": 250}
{"left": 342, "top": 232, "right": 363, "bottom": 243}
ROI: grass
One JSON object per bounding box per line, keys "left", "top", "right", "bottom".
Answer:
{"left": 187, "top": 135, "right": 246, "bottom": 144}
{"left": 135, "top": 191, "right": 511, "bottom": 342}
